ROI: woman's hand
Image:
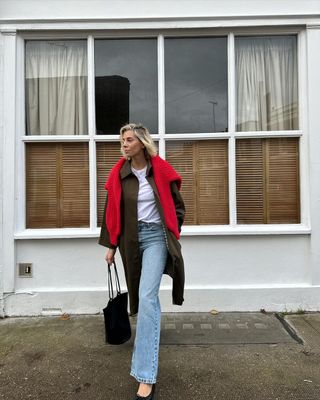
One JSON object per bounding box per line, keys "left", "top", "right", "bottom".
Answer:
{"left": 105, "top": 248, "right": 116, "bottom": 265}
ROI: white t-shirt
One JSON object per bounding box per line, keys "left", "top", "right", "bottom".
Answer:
{"left": 131, "top": 165, "right": 161, "bottom": 224}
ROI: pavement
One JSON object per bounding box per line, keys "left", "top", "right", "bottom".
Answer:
{"left": 1, "top": 312, "right": 320, "bottom": 400}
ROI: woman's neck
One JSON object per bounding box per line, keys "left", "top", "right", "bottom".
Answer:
{"left": 131, "top": 154, "right": 147, "bottom": 170}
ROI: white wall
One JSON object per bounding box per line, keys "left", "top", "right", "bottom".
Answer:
{"left": 4, "top": 234, "right": 315, "bottom": 315}
{"left": 0, "top": 0, "right": 319, "bottom": 20}
{"left": 0, "top": 32, "right": 4, "bottom": 316}
{"left": 1, "top": 232, "right": 317, "bottom": 315}
{"left": 307, "top": 26, "right": 320, "bottom": 286}
{"left": 14, "top": 236, "right": 311, "bottom": 291}
{"left": 1, "top": 0, "right": 320, "bottom": 315}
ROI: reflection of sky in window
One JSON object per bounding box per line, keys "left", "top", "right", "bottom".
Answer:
{"left": 95, "top": 39, "right": 158, "bottom": 133}
{"left": 165, "top": 37, "right": 228, "bottom": 133}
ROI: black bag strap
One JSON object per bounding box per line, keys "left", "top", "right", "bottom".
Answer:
{"left": 107, "top": 261, "right": 121, "bottom": 300}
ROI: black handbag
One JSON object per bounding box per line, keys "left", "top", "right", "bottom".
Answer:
{"left": 103, "top": 261, "right": 131, "bottom": 345}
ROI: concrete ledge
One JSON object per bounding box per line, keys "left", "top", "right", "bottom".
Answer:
{"left": 3, "top": 285, "right": 320, "bottom": 316}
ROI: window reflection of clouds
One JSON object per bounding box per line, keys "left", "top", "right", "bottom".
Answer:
{"left": 95, "top": 39, "right": 158, "bottom": 133}
{"left": 165, "top": 37, "right": 228, "bottom": 133}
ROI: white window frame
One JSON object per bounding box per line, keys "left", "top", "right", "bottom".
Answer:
{"left": 14, "top": 27, "right": 311, "bottom": 240}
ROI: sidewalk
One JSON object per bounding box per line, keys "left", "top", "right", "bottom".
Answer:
{"left": 1, "top": 312, "right": 320, "bottom": 400}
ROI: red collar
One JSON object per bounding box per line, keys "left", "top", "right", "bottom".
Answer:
{"left": 105, "top": 156, "right": 182, "bottom": 246}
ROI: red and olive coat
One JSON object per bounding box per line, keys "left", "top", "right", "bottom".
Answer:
{"left": 98, "top": 158, "right": 186, "bottom": 316}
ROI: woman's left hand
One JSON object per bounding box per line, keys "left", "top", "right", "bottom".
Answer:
{"left": 105, "top": 248, "right": 116, "bottom": 265}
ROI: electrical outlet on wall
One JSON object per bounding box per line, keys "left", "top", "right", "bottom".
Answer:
{"left": 18, "top": 263, "right": 33, "bottom": 277}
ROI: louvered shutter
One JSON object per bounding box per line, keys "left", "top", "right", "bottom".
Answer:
{"left": 96, "top": 142, "right": 122, "bottom": 226}
{"left": 26, "top": 143, "right": 89, "bottom": 228}
{"left": 236, "top": 138, "right": 300, "bottom": 224}
{"left": 166, "top": 140, "right": 229, "bottom": 225}
{"left": 236, "top": 139, "right": 264, "bottom": 224}
{"left": 268, "top": 138, "right": 300, "bottom": 223}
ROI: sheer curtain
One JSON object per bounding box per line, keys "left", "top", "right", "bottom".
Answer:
{"left": 236, "top": 36, "right": 298, "bottom": 132}
{"left": 25, "top": 41, "right": 88, "bottom": 135}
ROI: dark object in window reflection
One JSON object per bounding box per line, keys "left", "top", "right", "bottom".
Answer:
{"left": 95, "top": 75, "right": 130, "bottom": 135}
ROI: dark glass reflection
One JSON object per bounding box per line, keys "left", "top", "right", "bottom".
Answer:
{"left": 95, "top": 39, "right": 158, "bottom": 135}
{"left": 165, "top": 37, "right": 228, "bottom": 134}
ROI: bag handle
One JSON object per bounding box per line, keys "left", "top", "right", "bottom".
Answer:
{"left": 107, "top": 261, "right": 121, "bottom": 300}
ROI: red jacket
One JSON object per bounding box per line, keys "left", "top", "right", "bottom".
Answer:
{"left": 105, "top": 155, "right": 182, "bottom": 246}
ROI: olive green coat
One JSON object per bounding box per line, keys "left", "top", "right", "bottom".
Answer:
{"left": 98, "top": 159, "right": 186, "bottom": 316}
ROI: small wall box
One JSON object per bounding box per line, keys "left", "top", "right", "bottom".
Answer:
{"left": 18, "top": 263, "right": 33, "bottom": 277}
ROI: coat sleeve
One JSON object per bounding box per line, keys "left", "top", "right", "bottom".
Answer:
{"left": 98, "top": 193, "right": 117, "bottom": 249}
{"left": 170, "top": 182, "right": 186, "bottom": 233}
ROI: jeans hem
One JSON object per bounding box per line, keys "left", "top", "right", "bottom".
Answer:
{"left": 130, "top": 371, "right": 157, "bottom": 384}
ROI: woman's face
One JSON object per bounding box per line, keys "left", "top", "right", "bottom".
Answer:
{"left": 121, "top": 130, "right": 145, "bottom": 159}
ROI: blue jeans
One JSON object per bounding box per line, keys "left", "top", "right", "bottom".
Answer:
{"left": 130, "top": 221, "right": 168, "bottom": 384}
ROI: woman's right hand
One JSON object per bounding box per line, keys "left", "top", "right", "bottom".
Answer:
{"left": 105, "top": 248, "right": 116, "bottom": 265}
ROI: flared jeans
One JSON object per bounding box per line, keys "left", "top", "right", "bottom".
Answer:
{"left": 130, "top": 221, "right": 168, "bottom": 384}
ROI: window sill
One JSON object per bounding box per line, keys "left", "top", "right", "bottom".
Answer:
{"left": 14, "top": 228, "right": 98, "bottom": 239}
{"left": 14, "top": 224, "right": 311, "bottom": 239}
{"left": 182, "top": 224, "right": 311, "bottom": 235}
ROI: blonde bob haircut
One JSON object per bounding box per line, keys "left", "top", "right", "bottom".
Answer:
{"left": 120, "top": 123, "right": 157, "bottom": 159}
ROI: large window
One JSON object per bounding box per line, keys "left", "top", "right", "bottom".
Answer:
{"left": 165, "top": 37, "right": 228, "bottom": 133}
{"left": 94, "top": 39, "right": 158, "bottom": 134}
{"left": 23, "top": 33, "right": 302, "bottom": 232}
{"left": 235, "top": 36, "right": 300, "bottom": 224}
{"left": 25, "top": 40, "right": 88, "bottom": 135}
{"left": 236, "top": 36, "right": 298, "bottom": 132}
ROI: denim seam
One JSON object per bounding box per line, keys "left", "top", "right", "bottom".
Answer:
{"left": 130, "top": 371, "right": 157, "bottom": 384}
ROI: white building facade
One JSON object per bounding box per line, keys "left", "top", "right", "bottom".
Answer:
{"left": 1, "top": 0, "right": 320, "bottom": 316}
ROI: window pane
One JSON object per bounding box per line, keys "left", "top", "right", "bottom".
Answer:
{"left": 236, "top": 36, "right": 298, "bottom": 132}
{"left": 236, "top": 138, "right": 300, "bottom": 223}
{"left": 166, "top": 140, "right": 229, "bottom": 225}
{"left": 95, "top": 39, "right": 158, "bottom": 135}
{"left": 26, "top": 143, "right": 89, "bottom": 228}
{"left": 165, "top": 37, "right": 228, "bottom": 134}
{"left": 25, "top": 40, "right": 88, "bottom": 135}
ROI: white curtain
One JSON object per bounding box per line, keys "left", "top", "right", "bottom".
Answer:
{"left": 236, "top": 36, "right": 298, "bottom": 132}
{"left": 26, "top": 41, "right": 88, "bottom": 135}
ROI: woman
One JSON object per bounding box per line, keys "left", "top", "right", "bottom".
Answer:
{"left": 99, "top": 123, "right": 185, "bottom": 399}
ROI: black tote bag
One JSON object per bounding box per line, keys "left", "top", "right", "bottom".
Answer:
{"left": 103, "top": 261, "right": 131, "bottom": 345}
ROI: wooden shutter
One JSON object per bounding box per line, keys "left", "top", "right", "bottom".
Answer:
{"left": 166, "top": 140, "right": 229, "bottom": 225}
{"left": 236, "top": 139, "right": 264, "bottom": 223}
{"left": 166, "top": 141, "right": 197, "bottom": 224}
{"left": 26, "top": 143, "right": 59, "bottom": 228}
{"left": 236, "top": 138, "right": 300, "bottom": 224}
{"left": 268, "top": 138, "right": 300, "bottom": 223}
{"left": 26, "top": 143, "right": 89, "bottom": 228}
{"left": 60, "top": 144, "right": 90, "bottom": 227}
{"left": 96, "top": 142, "right": 122, "bottom": 226}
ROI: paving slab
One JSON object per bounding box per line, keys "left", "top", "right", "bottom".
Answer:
{"left": 157, "top": 312, "right": 295, "bottom": 344}
{"left": 1, "top": 313, "right": 320, "bottom": 400}
{"left": 285, "top": 313, "right": 320, "bottom": 351}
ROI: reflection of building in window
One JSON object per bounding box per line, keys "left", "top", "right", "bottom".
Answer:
{"left": 237, "top": 85, "right": 298, "bottom": 132}
{"left": 268, "top": 101, "right": 299, "bottom": 131}
{"left": 95, "top": 75, "right": 130, "bottom": 134}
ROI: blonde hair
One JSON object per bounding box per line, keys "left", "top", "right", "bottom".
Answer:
{"left": 119, "top": 123, "right": 157, "bottom": 159}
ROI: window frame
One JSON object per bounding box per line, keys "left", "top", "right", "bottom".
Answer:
{"left": 15, "top": 27, "right": 311, "bottom": 239}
